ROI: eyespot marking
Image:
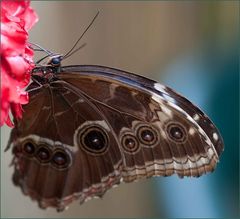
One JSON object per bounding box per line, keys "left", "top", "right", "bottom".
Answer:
{"left": 121, "top": 134, "right": 140, "bottom": 154}
{"left": 36, "top": 146, "right": 52, "bottom": 163}
{"left": 52, "top": 149, "right": 71, "bottom": 169}
{"left": 136, "top": 125, "right": 159, "bottom": 147}
{"left": 166, "top": 122, "right": 187, "bottom": 143}
{"left": 75, "top": 121, "right": 110, "bottom": 156}
{"left": 22, "top": 141, "right": 36, "bottom": 156}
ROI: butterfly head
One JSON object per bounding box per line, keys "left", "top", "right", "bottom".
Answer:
{"left": 47, "top": 54, "right": 63, "bottom": 67}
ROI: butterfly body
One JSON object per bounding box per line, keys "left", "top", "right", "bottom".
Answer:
{"left": 8, "top": 64, "right": 224, "bottom": 211}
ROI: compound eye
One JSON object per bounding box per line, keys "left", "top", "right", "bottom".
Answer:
{"left": 49, "top": 56, "right": 62, "bottom": 66}
{"left": 51, "top": 57, "right": 60, "bottom": 65}
{"left": 22, "top": 141, "right": 36, "bottom": 156}
{"left": 52, "top": 149, "right": 71, "bottom": 169}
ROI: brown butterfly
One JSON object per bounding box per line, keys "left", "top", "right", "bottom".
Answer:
{"left": 7, "top": 13, "right": 224, "bottom": 211}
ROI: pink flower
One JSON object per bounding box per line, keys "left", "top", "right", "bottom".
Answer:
{"left": 1, "top": 0, "right": 38, "bottom": 127}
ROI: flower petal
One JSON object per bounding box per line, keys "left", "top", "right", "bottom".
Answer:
{"left": 1, "top": 0, "right": 38, "bottom": 127}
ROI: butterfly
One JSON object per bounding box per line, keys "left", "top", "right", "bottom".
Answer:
{"left": 7, "top": 13, "right": 224, "bottom": 211}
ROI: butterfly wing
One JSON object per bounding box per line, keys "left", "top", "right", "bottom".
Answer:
{"left": 9, "top": 65, "right": 224, "bottom": 210}
{"left": 10, "top": 74, "right": 123, "bottom": 211}
{"left": 59, "top": 65, "right": 224, "bottom": 178}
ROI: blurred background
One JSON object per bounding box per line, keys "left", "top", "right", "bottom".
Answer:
{"left": 1, "top": 1, "right": 239, "bottom": 218}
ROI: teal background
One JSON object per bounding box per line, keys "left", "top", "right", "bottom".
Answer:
{"left": 1, "top": 1, "right": 239, "bottom": 218}
{"left": 155, "top": 43, "right": 239, "bottom": 218}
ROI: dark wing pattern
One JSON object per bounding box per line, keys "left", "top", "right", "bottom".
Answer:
{"left": 9, "top": 65, "right": 224, "bottom": 211}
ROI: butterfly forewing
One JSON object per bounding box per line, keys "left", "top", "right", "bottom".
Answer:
{"left": 9, "top": 65, "right": 224, "bottom": 211}
{"left": 59, "top": 65, "right": 223, "bottom": 175}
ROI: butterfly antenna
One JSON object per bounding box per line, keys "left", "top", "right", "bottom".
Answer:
{"left": 28, "top": 42, "right": 53, "bottom": 55}
{"left": 36, "top": 54, "right": 51, "bottom": 64}
{"left": 63, "top": 43, "right": 87, "bottom": 59}
{"left": 63, "top": 11, "right": 99, "bottom": 58}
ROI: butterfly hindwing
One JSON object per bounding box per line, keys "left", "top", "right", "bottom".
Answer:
{"left": 11, "top": 75, "right": 123, "bottom": 210}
